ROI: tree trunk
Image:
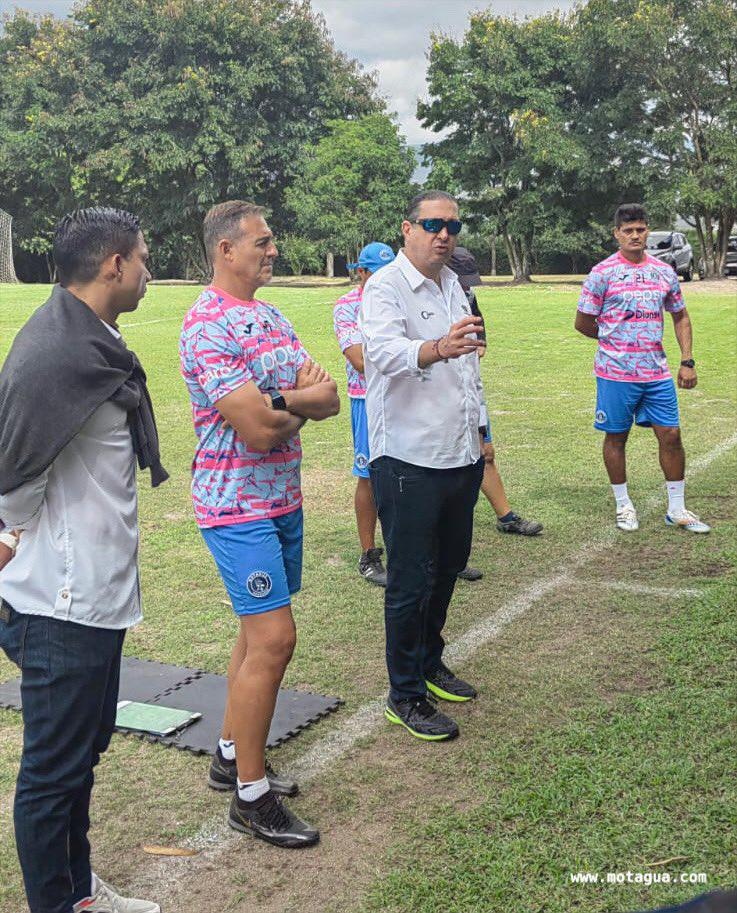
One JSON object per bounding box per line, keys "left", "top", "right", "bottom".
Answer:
{"left": 325, "top": 251, "right": 334, "bottom": 278}
{"left": 490, "top": 234, "right": 497, "bottom": 276}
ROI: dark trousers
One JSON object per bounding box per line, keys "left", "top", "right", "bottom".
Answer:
{"left": 0, "top": 601, "right": 125, "bottom": 913}
{"left": 369, "top": 456, "right": 484, "bottom": 702}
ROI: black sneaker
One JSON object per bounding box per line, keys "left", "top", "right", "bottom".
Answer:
{"left": 496, "top": 514, "right": 543, "bottom": 536}
{"left": 228, "top": 790, "right": 319, "bottom": 848}
{"left": 208, "top": 748, "right": 298, "bottom": 797}
{"left": 384, "top": 695, "right": 459, "bottom": 741}
{"left": 425, "top": 664, "right": 478, "bottom": 702}
{"left": 359, "top": 547, "right": 387, "bottom": 587}
{"left": 457, "top": 564, "right": 483, "bottom": 581}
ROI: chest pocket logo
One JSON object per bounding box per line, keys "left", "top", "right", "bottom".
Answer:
{"left": 420, "top": 310, "right": 435, "bottom": 320}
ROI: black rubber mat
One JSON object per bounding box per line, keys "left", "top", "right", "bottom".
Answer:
{"left": 0, "top": 657, "right": 342, "bottom": 753}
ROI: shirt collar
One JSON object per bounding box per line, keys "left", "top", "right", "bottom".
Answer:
{"left": 396, "top": 249, "right": 459, "bottom": 296}
{"left": 100, "top": 318, "right": 121, "bottom": 339}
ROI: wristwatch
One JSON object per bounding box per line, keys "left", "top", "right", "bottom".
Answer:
{"left": 0, "top": 531, "right": 19, "bottom": 553}
{"left": 680, "top": 359, "right": 696, "bottom": 369}
{"left": 269, "top": 391, "right": 288, "bottom": 411}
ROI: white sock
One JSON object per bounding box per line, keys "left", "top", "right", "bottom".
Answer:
{"left": 237, "top": 776, "right": 270, "bottom": 803}
{"left": 666, "top": 479, "right": 685, "bottom": 515}
{"left": 218, "top": 738, "right": 235, "bottom": 761}
{"left": 612, "top": 482, "right": 632, "bottom": 510}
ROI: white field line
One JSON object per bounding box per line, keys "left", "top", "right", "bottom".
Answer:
{"left": 598, "top": 581, "right": 703, "bottom": 599}
{"left": 129, "top": 430, "right": 737, "bottom": 897}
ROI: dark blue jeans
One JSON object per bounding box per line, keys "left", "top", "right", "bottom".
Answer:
{"left": 369, "top": 456, "right": 484, "bottom": 702}
{"left": 0, "top": 601, "right": 125, "bottom": 913}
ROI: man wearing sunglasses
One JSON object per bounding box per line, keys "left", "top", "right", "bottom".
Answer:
{"left": 360, "top": 190, "right": 488, "bottom": 742}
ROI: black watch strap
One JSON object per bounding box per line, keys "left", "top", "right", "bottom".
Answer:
{"left": 680, "top": 358, "right": 695, "bottom": 368}
{"left": 269, "top": 391, "right": 287, "bottom": 411}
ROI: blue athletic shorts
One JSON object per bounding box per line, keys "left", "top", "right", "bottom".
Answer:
{"left": 350, "top": 397, "right": 371, "bottom": 479}
{"left": 201, "top": 509, "right": 303, "bottom": 616}
{"left": 594, "top": 377, "right": 680, "bottom": 433}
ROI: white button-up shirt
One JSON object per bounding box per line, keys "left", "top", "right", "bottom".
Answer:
{"left": 0, "top": 323, "right": 141, "bottom": 630}
{"left": 360, "top": 250, "right": 488, "bottom": 469}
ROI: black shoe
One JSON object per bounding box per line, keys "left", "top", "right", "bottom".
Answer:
{"left": 385, "top": 695, "right": 459, "bottom": 741}
{"left": 425, "top": 664, "right": 478, "bottom": 702}
{"left": 208, "top": 748, "right": 298, "bottom": 797}
{"left": 359, "top": 547, "right": 387, "bottom": 587}
{"left": 496, "top": 514, "right": 543, "bottom": 536}
{"left": 228, "top": 790, "right": 319, "bottom": 848}
{"left": 457, "top": 564, "right": 483, "bottom": 581}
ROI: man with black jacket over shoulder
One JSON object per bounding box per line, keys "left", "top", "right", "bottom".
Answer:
{"left": 0, "top": 208, "right": 165, "bottom": 913}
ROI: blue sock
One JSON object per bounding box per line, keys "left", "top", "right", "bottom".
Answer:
{"left": 498, "top": 511, "right": 517, "bottom": 524}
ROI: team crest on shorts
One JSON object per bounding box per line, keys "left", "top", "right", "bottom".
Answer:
{"left": 596, "top": 409, "right": 607, "bottom": 423}
{"left": 247, "top": 571, "right": 272, "bottom": 598}
{"left": 355, "top": 453, "right": 368, "bottom": 470}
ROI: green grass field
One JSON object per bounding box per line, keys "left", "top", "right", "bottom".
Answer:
{"left": 0, "top": 280, "right": 735, "bottom": 913}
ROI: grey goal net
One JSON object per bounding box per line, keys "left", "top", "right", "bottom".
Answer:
{"left": 0, "top": 209, "right": 19, "bottom": 282}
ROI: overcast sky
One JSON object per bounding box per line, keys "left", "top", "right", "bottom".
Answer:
{"left": 1, "top": 0, "right": 575, "bottom": 144}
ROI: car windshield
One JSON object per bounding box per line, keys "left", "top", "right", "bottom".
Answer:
{"left": 728, "top": 237, "right": 737, "bottom": 253}
{"left": 646, "top": 232, "right": 673, "bottom": 250}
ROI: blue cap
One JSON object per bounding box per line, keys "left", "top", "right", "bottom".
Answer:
{"left": 347, "top": 242, "right": 395, "bottom": 274}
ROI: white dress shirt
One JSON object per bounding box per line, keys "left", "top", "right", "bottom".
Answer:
{"left": 0, "top": 323, "right": 141, "bottom": 629}
{"left": 360, "top": 250, "right": 488, "bottom": 469}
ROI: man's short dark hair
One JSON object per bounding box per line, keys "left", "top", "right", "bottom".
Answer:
{"left": 204, "top": 200, "right": 265, "bottom": 263}
{"left": 614, "top": 203, "right": 648, "bottom": 228}
{"left": 53, "top": 207, "right": 142, "bottom": 285}
{"left": 406, "top": 190, "right": 458, "bottom": 222}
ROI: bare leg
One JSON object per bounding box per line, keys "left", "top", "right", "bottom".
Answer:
{"left": 355, "top": 476, "right": 378, "bottom": 552}
{"left": 480, "top": 458, "right": 511, "bottom": 518}
{"left": 220, "top": 622, "right": 248, "bottom": 741}
{"left": 229, "top": 605, "right": 296, "bottom": 783}
{"left": 653, "top": 425, "right": 685, "bottom": 481}
{"left": 602, "top": 431, "right": 630, "bottom": 485}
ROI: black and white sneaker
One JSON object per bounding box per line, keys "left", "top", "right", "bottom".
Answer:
{"left": 228, "top": 790, "right": 319, "bottom": 848}
{"left": 457, "top": 564, "right": 483, "bottom": 581}
{"left": 208, "top": 748, "right": 298, "bottom": 797}
{"left": 384, "top": 695, "right": 459, "bottom": 741}
{"left": 425, "top": 664, "right": 478, "bottom": 702}
{"left": 496, "top": 514, "right": 543, "bottom": 536}
{"left": 359, "top": 547, "right": 387, "bottom": 587}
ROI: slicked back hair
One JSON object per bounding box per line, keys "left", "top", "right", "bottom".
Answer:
{"left": 406, "top": 190, "right": 458, "bottom": 223}
{"left": 614, "top": 203, "right": 648, "bottom": 228}
{"left": 53, "top": 207, "right": 141, "bottom": 285}
{"left": 204, "top": 201, "right": 265, "bottom": 264}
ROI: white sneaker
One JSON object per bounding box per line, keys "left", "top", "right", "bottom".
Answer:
{"left": 665, "top": 509, "right": 711, "bottom": 534}
{"left": 616, "top": 503, "right": 639, "bottom": 531}
{"left": 73, "top": 874, "right": 161, "bottom": 913}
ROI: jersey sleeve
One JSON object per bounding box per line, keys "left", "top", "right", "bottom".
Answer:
{"left": 664, "top": 268, "right": 685, "bottom": 313}
{"left": 333, "top": 298, "right": 363, "bottom": 352}
{"left": 578, "top": 269, "right": 607, "bottom": 316}
{"left": 182, "top": 317, "right": 253, "bottom": 405}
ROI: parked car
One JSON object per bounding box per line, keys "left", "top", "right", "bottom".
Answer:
{"left": 646, "top": 231, "right": 695, "bottom": 281}
{"left": 724, "top": 235, "right": 737, "bottom": 277}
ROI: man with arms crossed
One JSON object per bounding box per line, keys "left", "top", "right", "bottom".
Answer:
{"left": 0, "top": 208, "right": 165, "bottom": 913}
{"left": 575, "top": 203, "right": 709, "bottom": 533}
{"left": 361, "top": 190, "right": 488, "bottom": 742}
{"left": 334, "top": 241, "right": 395, "bottom": 587}
{"left": 180, "top": 201, "right": 339, "bottom": 848}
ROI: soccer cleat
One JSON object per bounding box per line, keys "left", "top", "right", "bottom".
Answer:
{"left": 665, "top": 509, "right": 711, "bottom": 534}
{"left": 457, "top": 564, "right": 483, "bottom": 581}
{"left": 425, "top": 664, "right": 478, "bottom": 702}
{"left": 228, "top": 790, "right": 319, "bottom": 848}
{"left": 359, "top": 547, "right": 387, "bottom": 587}
{"left": 496, "top": 514, "right": 543, "bottom": 536}
{"left": 616, "top": 503, "right": 639, "bottom": 531}
{"left": 208, "top": 747, "right": 298, "bottom": 796}
{"left": 384, "top": 695, "right": 459, "bottom": 741}
{"left": 73, "top": 874, "right": 160, "bottom": 912}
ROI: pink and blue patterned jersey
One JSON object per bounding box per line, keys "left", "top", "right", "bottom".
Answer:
{"left": 578, "top": 251, "right": 685, "bottom": 382}
{"left": 333, "top": 286, "right": 366, "bottom": 398}
{"left": 179, "top": 286, "right": 309, "bottom": 528}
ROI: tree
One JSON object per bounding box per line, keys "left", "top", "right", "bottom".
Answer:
{"left": 285, "top": 113, "right": 416, "bottom": 270}
{"left": 0, "top": 0, "right": 379, "bottom": 279}
{"left": 277, "top": 235, "right": 321, "bottom": 275}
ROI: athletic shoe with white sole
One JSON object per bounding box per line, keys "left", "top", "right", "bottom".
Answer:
{"left": 208, "top": 746, "right": 298, "bottom": 796}
{"left": 228, "top": 790, "right": 319, "bottom": 848}
{"left": 73, "top": 874, "right": 160, "bottom": 912}
{"left": 385, "top": 695, "right": 459, "bottom": 741}
{"left": 359, "top": 547, "right": 387, "bottom": 587}
{"left": 665, "top": 509, "right": 711, "bottom": 534}
{"left": 616, "top": 503, "right": 639, "bottom": 531}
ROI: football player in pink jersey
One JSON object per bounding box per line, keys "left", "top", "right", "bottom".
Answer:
{"left": 180, "top": 201, "right": 339, "bottom": 848}
{"left": 575, "top": 203, "right": 709, "bottom": 534}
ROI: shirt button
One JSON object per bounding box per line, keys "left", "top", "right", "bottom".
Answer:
{"left": 60, "top": 589, "right": 70, "bottom": 600}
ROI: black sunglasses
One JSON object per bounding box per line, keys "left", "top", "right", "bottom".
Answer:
{"left": 413, "top": 218, "right": 463, "bottom": 236}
